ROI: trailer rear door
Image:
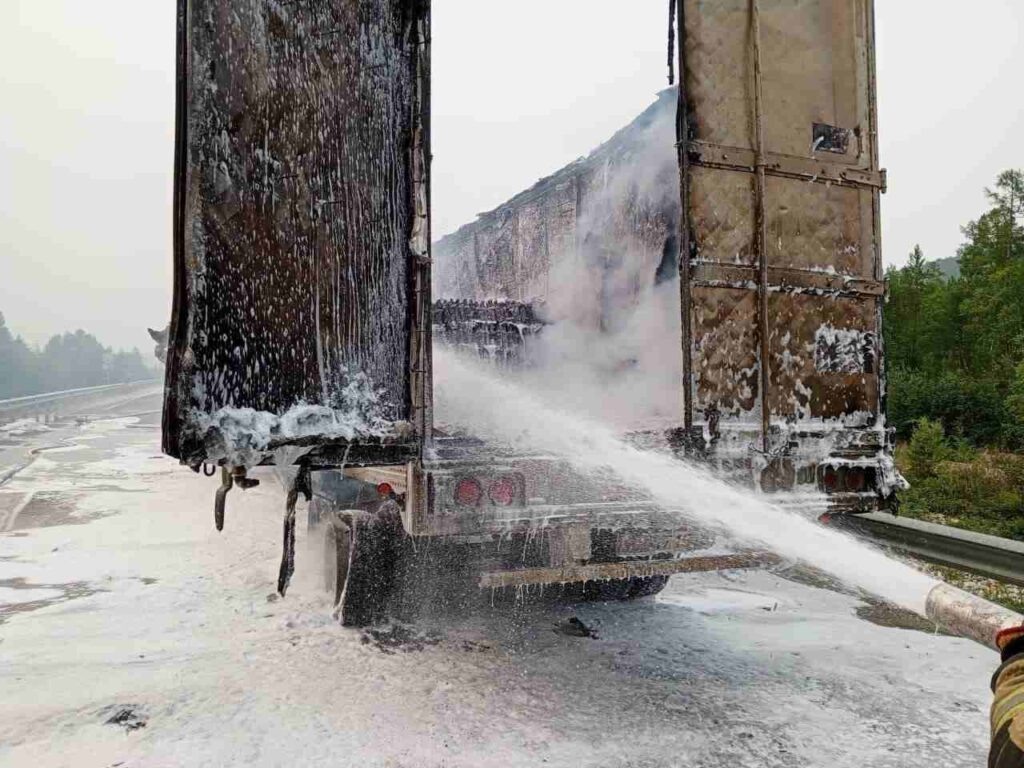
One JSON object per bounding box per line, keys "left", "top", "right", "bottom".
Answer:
{"left": 164, "top": 0, "right": 431, "bottom": 468}
{"left": 676, "top": 0, "right": 885, "bottom": 450}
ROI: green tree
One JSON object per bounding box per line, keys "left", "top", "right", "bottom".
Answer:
{"left": 0, "top": 311, "right": 41, "bottom": 398}
{"left": 885, "top": 170, "right": 1024, "bottom": 448}
{"left": 40, "top": 330, "right": 109, "bottom": 391}
{"left": 107, "top": 348, "right": 151, "bottom": 383}
{"left": 885, "top": 244, "right": 956, "bottom": 374}
{"left": 0, "top": 312, "right": 157, "bottom": 398}
{"left": 987, "top": 169, "right": 1024, "bottom": 249}
{"left": 905, "top": 418, "right": 950, "bottom": 478}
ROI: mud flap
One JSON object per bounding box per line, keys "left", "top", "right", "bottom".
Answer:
{"left": 337, "top": 506, "right": 405, "bottom": 627}
{"left": 277, "top": 467, "right": 312, "bottom": 597}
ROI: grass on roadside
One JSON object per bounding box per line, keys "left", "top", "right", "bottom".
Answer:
{"left": 895, "top": 418, "right": 1024, "bottom": 541}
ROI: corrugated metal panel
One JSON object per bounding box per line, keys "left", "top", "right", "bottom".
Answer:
{"left": 679, "top": 0, "right": 883, "bottom": 444}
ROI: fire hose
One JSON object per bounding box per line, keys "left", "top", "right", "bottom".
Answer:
{"left": 923, "top": 583, "right": 1024, "bottom": 766}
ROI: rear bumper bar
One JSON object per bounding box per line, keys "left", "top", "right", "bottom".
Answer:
{"left": 478, "top": 551, "right": 780, "bottom": 589}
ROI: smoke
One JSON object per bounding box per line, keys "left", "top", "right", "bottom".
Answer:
{"left": 506, "top": 90, "right": 684, "bottom": 428}
{"left": 516, "top": 280, "right": 683, "bottom": 429}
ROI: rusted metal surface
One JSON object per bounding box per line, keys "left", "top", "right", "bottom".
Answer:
{"left": 750, "top": 0, "right": 771, "bottom": 452}
{"left": 689, "top": 142, "right": 886, "bottom": 190}
{"left": 681, "top": 0, "right": 884, "bottom": 433}
{"left": 674, "top": 0, "right": 693, "bottom": 432}
{"left": 479, "top": 551, "right": 780, "bottom": 589}
{"left": 165, "top": 0, "right": 430, "bottom": 466}
{"left": 926, "top": 582, "right": 1024, "bottom": 651}
{"left": 409, "top": 5, "right": 433, "bottom": 447}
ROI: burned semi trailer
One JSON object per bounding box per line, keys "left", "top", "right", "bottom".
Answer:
{"left": 677, "top": 0, "right": 901, "bottom": 509}
{"left": 435, "top": 2, "right": 901, "bottom": 512}
{"left": 165, "top": 0, "right": 897, "bottom": 624}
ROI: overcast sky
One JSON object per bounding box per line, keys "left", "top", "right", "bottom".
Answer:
{"left": 1, "top": 1, "right": 1021, "bottom": 352}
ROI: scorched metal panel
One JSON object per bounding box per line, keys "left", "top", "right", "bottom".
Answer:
{"left": 679, "top": 0, "right": 884, "bottom": 447}
{"left": 164, "top": 0, "right": 430, "bottom": 467}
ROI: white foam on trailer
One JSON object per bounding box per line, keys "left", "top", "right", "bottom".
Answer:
{"left": 193, "top": 370, "right": 393, "bottom": 467}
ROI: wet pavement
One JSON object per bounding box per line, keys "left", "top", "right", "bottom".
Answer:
{"left": 0, "top": 389, "right": 999, "bottom": 767}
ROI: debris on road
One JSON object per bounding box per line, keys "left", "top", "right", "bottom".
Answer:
{"left": 360, "top": 623, "right": 442, "bottom": 655}
{"left": 103, "top": 706, "right": 147, "bottom": 732}
{"left": 556, "top": 617, "right": 599, "bottom": 639}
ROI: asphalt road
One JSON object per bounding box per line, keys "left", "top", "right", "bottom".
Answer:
{"left": 0, "top": 392, "right": 998, "bottom": 767}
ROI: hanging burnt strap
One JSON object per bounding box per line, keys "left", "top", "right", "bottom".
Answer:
{"left": 214, "top": 467, "right": 233, "bottom": 532}
{"left": 749, "top": 0, "right": 772, "bottom": 454}
{"left": 213, "top": 467, "right": 260, "bottom": 532}
{"left": 277, "top": 465, "right": 312, "bottom": 597}
{"left": 674, "top": 0, "right": 694, "bottom": 433}
{"left": 667, "top": 0, "right": 677, "bottom": 85}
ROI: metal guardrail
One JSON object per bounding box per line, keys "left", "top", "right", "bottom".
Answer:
{"left": 0, "top": 381, "right": 145, "bottom": 408}
{"left": 836, "top": 512, "right": 1024, "bottom": 587}
{"left": 0, "top": 379, "right": 162, "bottom": 423}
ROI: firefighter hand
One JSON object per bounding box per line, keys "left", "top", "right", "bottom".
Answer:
{"left": 991, "top": 626, "right": 1024, "bottom": 767}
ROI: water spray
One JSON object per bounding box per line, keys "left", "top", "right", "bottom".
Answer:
{"left": 435, "top": 349, "right": 1023, "bottom": 651}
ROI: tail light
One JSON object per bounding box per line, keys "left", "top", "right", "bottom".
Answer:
{"left": 844, "top": 467, "right": 867, "bottom": 493}
{"left": 820, "top": 465, "right": 873, "bottom": 494}
{"left": 376, "top": 482, "right": 394, "bottom": 499}
{"left": 822, "top": 466, "right": 840, "bottom": 494}
{"left": 489, "top": 476, "right": 517, "bottom": 506}
{"left": 454, "top": 477, "right": 482, "bottom": 507}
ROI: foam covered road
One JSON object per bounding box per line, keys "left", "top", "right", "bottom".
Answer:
{"left": 0, "top": 407, "right": 996, "bottom": 767}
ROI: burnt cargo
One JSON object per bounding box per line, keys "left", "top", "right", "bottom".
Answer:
{"left": 434, "top": 90, "right": 680, "bottom": 328}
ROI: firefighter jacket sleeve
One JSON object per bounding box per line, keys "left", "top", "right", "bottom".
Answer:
{"left": 992, "top": 627, "right": 1024, "bottom": 767}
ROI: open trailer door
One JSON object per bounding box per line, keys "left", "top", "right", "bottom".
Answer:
{"left": 677, "top": 0, "right": 886, "bottom": 461}
{"left": 164, "top": 0, "right": 431, "bottom": 469}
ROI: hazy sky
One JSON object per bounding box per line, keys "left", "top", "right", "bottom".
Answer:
{"left": 1, "top": 1, "right": 1021, "bottom": 352}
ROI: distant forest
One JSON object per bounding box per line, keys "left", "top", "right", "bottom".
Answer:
{"left": 885, "top": 170, "right": 1024, "bottom": 446}
{"left": 0, "top": 312, "right": 156, "bottom": 399}
{"left": 884, "top": 170, "right": 1024, "bottom": 539}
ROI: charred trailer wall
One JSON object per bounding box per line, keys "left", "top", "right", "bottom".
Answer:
{"left": 432, "top": 90, "right": 681, "bottom": 333}
{"left": 678, "top": 0, "right": 886, "bottom": 440}
{"left": 165, "top": 0, "right": 431, "bottom": 467}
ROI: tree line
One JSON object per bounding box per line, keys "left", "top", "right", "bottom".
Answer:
{"left": 0, "top": 312, "right": 156, "bottom": 399}
{"left": 885, "top": 170, "right": 1024, "bottom": 448}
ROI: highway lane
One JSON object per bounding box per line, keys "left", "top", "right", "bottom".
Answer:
{"left": 0, "top": 398, "right": 999, "bottom": 768}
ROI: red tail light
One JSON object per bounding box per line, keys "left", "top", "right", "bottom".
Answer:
{"left": 454, "top": 477, "right": 482, "bottom": 506}
{"left": 822, "top": 466, "right": 840, "bottom": 494}
{"left": 489, "top": 476, "right": 517, "bottom": 506}
{"left": 844, "top": 467, "right": 867, "bottom": 493}
{"left": 376, "top": 482, "right": 393, "bottom": 498}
